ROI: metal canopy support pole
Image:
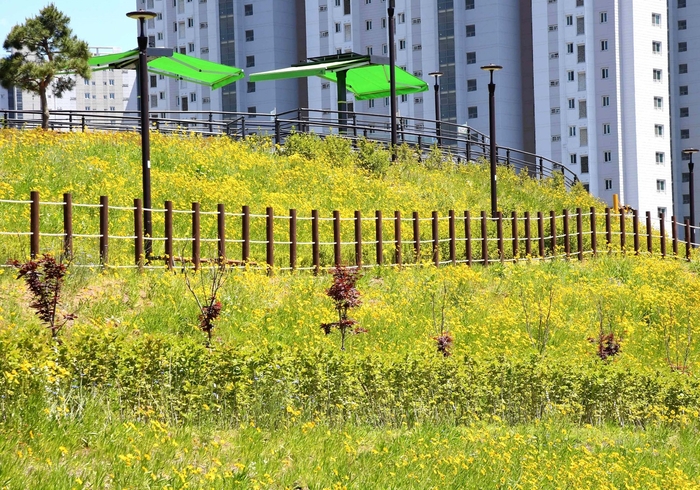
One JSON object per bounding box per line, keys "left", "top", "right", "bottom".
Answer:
{"left": 388, "top": 0, "right": 397, "bottom": 159}
{"left": 337, "top": 70, "right": 347, "bottom": 134}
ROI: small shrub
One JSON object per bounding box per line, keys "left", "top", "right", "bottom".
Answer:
{"left": 184, "top": 265, "right": 227, "bottom": 347}
{"left": 321, "top": 266, "right": 364, "bottom": 351}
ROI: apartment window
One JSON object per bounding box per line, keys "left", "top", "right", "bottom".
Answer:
{"left": 681, "top": 107, "right": 689, "bottom": 118}
{"left": 601, "top": 68, "right": 609, "bottom": 79}
{"left": 381, "top": 18, "right": 386, "bottom": 28}
{"left": 395, "top": 12, "right": 405, "bottom": 23}
{"left": 188, "top": 43, "right": 195, "bottom": 52}
{"left": 413, "top": 70, "right": 422, "bottom": 77}
{"left": 368, "top": 99, "right": 375, "bottom": 109}
{"left": 245, "top": 30, "right": 254, "bottom": 41}
{"left": 654, "top": 97, "right": 663, "bottom": 109}
{"left": 567, "top": 71, "right": 575, "bottom": 82}
{"left": 367, "top": 46, "right": 373, "bottom": 55}
{"left": 173, "top": 22, "right": 177, "bottom": 32}
{"left": 414, "top": 97, "right": 423, "bottom": 104}
{"left": 566, "top": 15, "right": 573, "bottom": 26}
{"left": 150, "top": 95, "right": 158, "bottom": 108}
{"left": 550, "top": 80, "right": 559, "bottom": 87}
{"left": 657, "top": 180, "right": 666, "bottom": 192}
{"left": 604, "top": 151, "right": 612, "bottom": 162}
{"left": 580, "top": 128, "right": 588, "bottom": 146}
{"left": 568, "top": 99, "right": 575, "bottom": 109}
{"left": 412, "top": 44, "right": 422, "bottom": 51}
{"left": 399, "top": 39, "right": 406, "bottom": 49}
{"left": 602, "top": 96, "right": 610, "bottom": 107}
{"left": 684, "top": 195, "right": 691, "bottom": 205}
{"left": 468, "top": 106, "right": 478, "bottom": 119}
{"left": 652, "top": 13, "right": 661, "bottom": 26}
{"left": 679, "top": 64, "right": 688, "bottom": 74}
{"left": 576, "top": 0, "right": 584, "bottom": 6}
{"left": 655, "top": 124, "right": 664, "bottom": 137}
{"left": 190, "top": 92, "right": 196, "bottom": 102}
{"left": 412, "top": 17, "right": 421, "bottom": 24}
{"left": 400, "top": 94, "right": 408, "bottom": 102}
{"left": 681, "top": 129, "right": 690, "bottom": 139}
{"left": 335, "top": 23, "right": 341, "bottom": 33}
{"left": 247, "top": 82, "right": 255, "bottom": 93}
{"left": 466, "top": 24, "right": 475, "bottom": 37}
{"left": 552, "top": 135, "right": 561, "bottom": 142}
{"left": 577, "top": 17, "right": 585, "bottom": 35}
{"left": 601, "top": 40, "right": 608, "bottom": 51}
{"left": 569, "top": 126, "right": 577, "bottom": 137}
{"left": 246, "top": 55, "right": 255, "bottom": 68}
{"left": 244, "top": 4, "right": 253, "bottom": 15}
{"left": 578, "top": 72, "right": 586, "bottom": 91}
{"left": 682, "top": 172, "right": 690, "bottom": 182}
{"left": 550, "top": 52, "right": 559, "bottom": 59}
{"left": 200, "top": 22, "right": 208, "bottom": 28}
{"left": 581, "top": 156, "right": 589, "bottom": 173}
{"left": 157, "top": 32, "right": 163, "bottom": 41}
{"left": 158, "top": 91, "right": 165, "bottom": 101}
{"left": 366, "top": 20, "right": 372, "bottom": 30}
{"left": 680, "top": 86, "right": 689, "bottom": 96}
{"left": 605, "top": 179, "right": 613, "bottom": 190}
{"left": 656, "top": 152, "right": 665, "bottom": 164}
{"left": 678, "top": 0, "right": 686, "bottom": 7}
{"left": 570, "top": 154, "right": 577, "bottom": 164}
{"left": 548, "top": 24, "right": 558, "bottom": 32}
{"left": 683, "top": 153, "right": 691, "bottom": 162}
{"left": 658, "top": 207, "right": 667, "bottom": 218}
{"left": 467, "top": 52, "right": 476, "bottom": 64}
{"left": 577, "top": 45, "right": 586, "bottom": 63}
{"left": 567, "top": 43, "right": 574, "bottom": 54}
{"left": 150, "top": 75, "right": 157, "bottom": 88}
{"left": 84, "top": 92, "right": 90, "bottom": 99}
{"left": 653, "top": 69, "right": 662, "bottom": 81}
{"left": 652, "top": 41, "right": 661, "bottom": 54}
{"left": 603, "top": 123, "right": 611, "bottom": 135}
{"left": 157, "top": 12, "right": 162, "bottom": 19}
{"left": 600, "top": 12, "right": 608, "bottom": 23}
{"left": 201, "top": 47, "right": 209, "bottom": 54}
{"left": 382, "top": 44, "right": 388, "bottom": 54}
{"left": 187, "top": 18, "right": 194, "bottom": 27}
{"left": 579, "top": 100, "right": 587, "bottom": 118}
{"left": 466, "top": 0, "right": 475, "bottom": 8}
{"left": 679, "top": 42, "right": 687, "bottom": 52}
{"left": 344, "top": 0, "right": 351, "bottom": 14}
{"left": 678, "top": 20, "right": 687, "bottom": 30}
{"left": 467, "top": 79, "right": 477, "bottom": 92}
{"left": 344, "top": 24, "right": 351, "bottom": 42}
{"left": 321, "top": 83, "right": 330, "bottom": 90}
{"left": 551, "top": 107, "right": 560, "bottom": 115}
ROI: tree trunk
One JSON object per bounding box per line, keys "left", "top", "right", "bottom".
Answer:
{"left": 40, "top": 87, "right": 49, "bottom": 130}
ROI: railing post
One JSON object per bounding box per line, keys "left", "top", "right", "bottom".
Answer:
{"left": 539, "top": 157, "right": 544, "bottom": 180}
{"left": 619, "top": 208, "right": 626, "bottom": 253}
{"left": 164, "top": 200, "right": 173, "bottom": 270}
{"left": 590, "top": 207, "right": 597, "bottom": 256}
{"left": 266, "top": 206, "right": 274, "bottom": 272}
{"left": 333, "top": 210, "right": 341, "bottom": 267}
{"left": 550, "top": 210, "right": 557, "bottom": 256}
{"left": 354, "top": 210, "right": 362, "bottom": 267}
{"left": 633, "top": 210, "right": 639, "bottom": 255}
{"left": 506, "top": 149, "right": 511, "bottom": 167}
{"left": 672, "top": 216, "right": 679, "bottom": 257}
{"left": 242, "top": 205, "right": 250, "bottom": 263}
{"left": 660, "top": 215, "right": 667, "bottom": 258}
{"left": 134, "top": 199, "right": 143, "bottom": 269}
{"left": 511, "top": 211, "right": 518, "bottom": 260}
{"left": 464, "top": 211, "right": 472, "bottom": 266}
{"left": 481, "top": 210, "right": 489, "bottom": 266}
{"left": 646, "top": 211, "right": 653, "bottom": 254}
{"left": 537, "top": 211, "right": 545, "bottom": 258}
{"left": 431, "top": 211, "right": 439, "bottom": 267}
{"left": 685, "top": 219, "right": 691, "bottom": 260}
{"left": 605, "top": 207, "right": 612, "bottom": 250}
{"left": 192, "top": 202, "right": 200, "bottom": 271}
{"left": 449, "top": 210, "right": 456, "bottom": 265}
{"left": 312, "top": 210, "right": 320, "bottom": 274}
{"left": 576, "top": 208, "right": 583, "bottom": 261}
{"left": 208, "top": 112, "right": 213, "bottom": 134}
{"left": 217, "top": 203, "right": 226, "bottom": 265}
{"left": 413, "top": 211, "right": 420, "bottom": 262}
{"left": 81, "top": 115, "right": 86, "bottom": 132}
{"left": 524, "top": 211, "right": 531, "bottom": 257}
{"left": 497, "top": 211, "right": 504, "bottom": 262}
{"left": 275, "top": 116, "right": 281, "bottom": 145}
{"left": 290, "top": 209, "right": 297, "bottom": 271}
{"left": 99, "top": 196, "right": 109, "bottom": 266}
{"left": 376, "top": 210, "right": 383, "bottom": 266}
{"left": 563, "top": 209, "right": 570, "bottom": 259}
{"left": 30, "top": 191, "right": 40, "bottom": 259}
{"left": 395, "top": 211, "right": 402, "bottom": 266}
{"left": 63, "top": 193, "right": 73, "bottom": 260}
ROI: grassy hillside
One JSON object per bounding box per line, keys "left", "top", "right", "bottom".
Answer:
{"left": 1, "top": 129, "right": 700, "bottom": 489}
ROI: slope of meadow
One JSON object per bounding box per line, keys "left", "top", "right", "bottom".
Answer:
{"left": 1, "top": 129, "right": 700, "bottom": 489}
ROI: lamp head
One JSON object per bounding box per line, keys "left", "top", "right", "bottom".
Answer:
{"left": 683, "top": 148, "right": 699, "bottom": 156}
{"left": 126, "top": 10, "right": 157, "bottom": 21}
{"left": 480, "top": 64, "right": 503, "bottom": 73}
{"left": 428, "top": 71, "right": 443, "bottom": 78}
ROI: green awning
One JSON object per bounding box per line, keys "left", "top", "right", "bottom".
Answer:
{"left": 249, "top": 58, "right": 428, "bottom": 100}
{"left": 89, "top": 49, "right": 244, "bottom": 89}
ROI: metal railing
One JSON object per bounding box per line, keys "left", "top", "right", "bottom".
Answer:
{"left": 2, "top": 107, "right": 578, "bottom": 186}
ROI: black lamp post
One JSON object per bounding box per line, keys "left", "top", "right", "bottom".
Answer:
{"left": 127, "top": 9, "right": 157, "bottom": 259}
{"left": 481, "top": 63, "right": 502, "bottom": 217}
{"left": 428, "top": 71, "right": 443, "bottom": 146}
{"left": 683, "top": 148, "right": 699, "bottom": 245}
{"left": 387, "top": 0, "right": 397, "bottom": 159}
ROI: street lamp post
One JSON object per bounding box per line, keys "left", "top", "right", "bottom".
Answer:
{"left": 683, "top": 148, "right": 699, "bottom": 245}
{"left": 387, "top": 0, "right": 397, "bottom": 159}
{"left": 428, "top": 71, "right": 443, "bottom": 146}
{"left": 127, "top": 9, "right": 157, "bottom": 259}
{"left": 481, "top": 63, "right": 503, "bottom": 217}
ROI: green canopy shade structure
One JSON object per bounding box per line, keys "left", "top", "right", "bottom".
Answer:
{"left": 89, "top": 49, "right": 244, "bottom": 88}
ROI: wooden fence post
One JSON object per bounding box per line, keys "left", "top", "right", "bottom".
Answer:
{"left": 164, "top": 200, "right": 173, "bottom": 270}
{"left": 497, "top": 212, "right": 504, "bottom": 262}
{"left": 333, "top": 210, "right": 341, "bottom": 267}
{"left": 449, "top": 210, "right": 456, "bottom": 265}
{"left": 660, "top": 215, "right": 666, "bottom": 258}
{"left": 563, "top": 209, "right": 570, "bottom": 258}
{"left": 576, "top": 208, "right": 583, "bottom": 261}
{"left": 590, "top": 207, "right": 597, "bottom": 256}
{"left": 465, "top": 211, "right": 472, "bottom": 266}
{"left": 217, "top": 203, "right": 226, "bottom": 264}
{"left": 511, "top": 211, "right": 518, "bottom": 261}
{"left": 290, "top": 209, "right": 297, "bottom": 270}
{"left": 354, "top": 211, "right": 362, "bottom": 267}
{"left": 192, "top": 202, "right": 200, "bottom": 271}
{"left": 672, "top": 216, "right": 678, "bottom": 256}
{"left": 412, "top": 211, "right": 420, "bottom": 262}
{"left": 605, "top": 208, "right": 612, "bottom": 251}
{"left": 481, "top": 210, "right": 488, "bottom": 266}
{"left": 633, "top": 210, "right": 639, "bottom": 255}
{"left": 685, "top": 220, "right": 691, "bottom": 260}
{"left": 619, "top": 208, "right": 626, "bottom": 253}
{"left": 99, "top": 196, "right": 108, "bottom": 266}
{"left": 646, "top": 211, "right": 653, "bottom": 254}
{"left": 242, "top": 205, "right": 250, "bottom": 263}
{"left": 30, "top": 191, "right": 39, "bottom": 259}
{"left": 312, "top": 210, "right": 320, "bottom": 274}
{"left": 376, "top": 210, "right": 383, "bottom": 266}
{"left": 537, "top": 211, "right": 545, "bottom": 258}
{"left": 266, "top": 206, "right": 274, "bottom": 271}
{"left": 63, "top": 193, "right": 73, "bottom": 260}
{"left": 550, "top": 210, "right": 557, "bottom": 256}
{"left": 395, "top": 211, "right": 402, "bottom": 266}
{"left": 134, "top": 199, "right": 143, "bottom": 268}
{"left": 524, "top": 211, "right": 531, "bottom": 257}
{"left": 432, "top": 211, "right": 439, "bottom": 266}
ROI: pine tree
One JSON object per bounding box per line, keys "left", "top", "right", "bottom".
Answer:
{"left": 0, "top": 4, "right": 91, "bottom": 129}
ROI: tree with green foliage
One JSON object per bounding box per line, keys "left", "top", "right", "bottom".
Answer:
{"left": 0, "top": 4, "right": 91, "bottom": 129}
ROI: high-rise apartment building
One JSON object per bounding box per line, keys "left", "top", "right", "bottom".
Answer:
{"left": 139, "top": 0, "right": 697, "bottom": 221}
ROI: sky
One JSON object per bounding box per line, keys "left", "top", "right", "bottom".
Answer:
{"left": 0, "top": 0, "right": 138, "bottom": 53}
